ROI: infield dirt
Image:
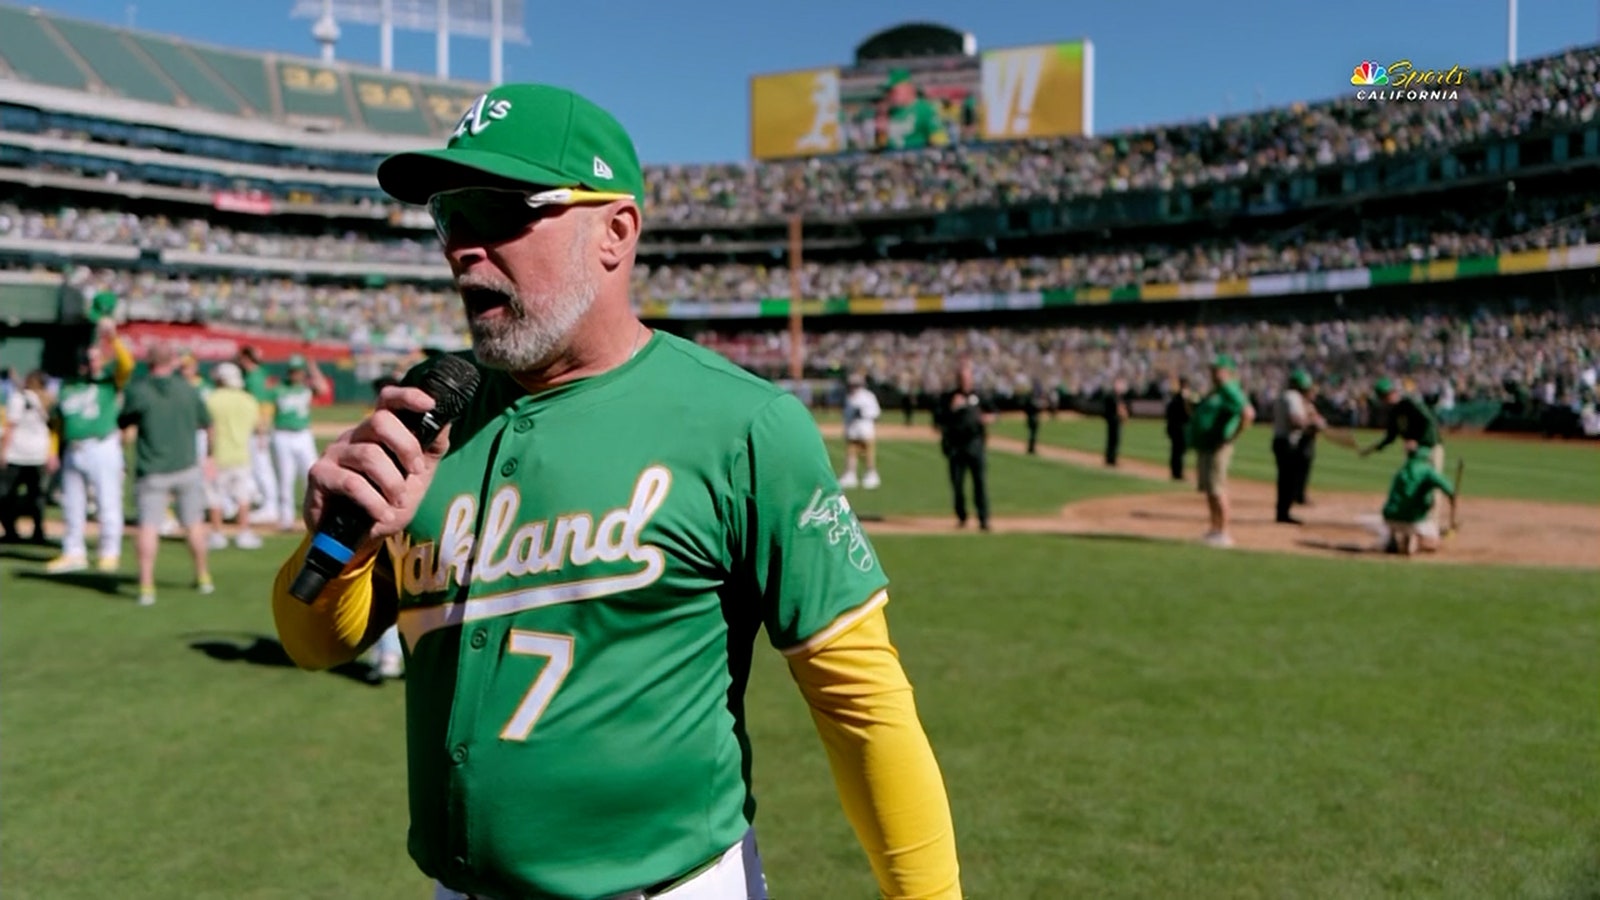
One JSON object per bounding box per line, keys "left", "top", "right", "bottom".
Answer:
{"left": 821, "top": 424, "right": 1600, "bottom": 570}
{"left": 306, "top": 418, "right": 1595, "bottom": 568}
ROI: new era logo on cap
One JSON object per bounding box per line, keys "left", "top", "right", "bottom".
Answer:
{"left": 593, "top": 157, "right": 613, "bottom": 180}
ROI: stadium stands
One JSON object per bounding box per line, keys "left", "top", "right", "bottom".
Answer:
{"left": 701, "top": 301, "right": 1600, "bottom": 420}
{"left": 0, "top": 4, "right": 1596, "bottom": 436}
{"left": 0, "top": 5, "right": 90, "bottom": 91}
{"left": 2, "top": 3, "right": 1596, "bottom": 220}
{"left": 127, "top": 33, "right": 252, "bottom": 116}
{"left": 47, "top": 14, "right": 179, "bottom": 106}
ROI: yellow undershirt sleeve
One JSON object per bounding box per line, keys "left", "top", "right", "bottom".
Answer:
{"left": 270, "top": 534, "right": 395, "bottom": 670}
{"left": 786, "top": 598, "right": 963, "bottom": 900}
{"left": 110, "top": 338, "right": 135, "bottom": 390}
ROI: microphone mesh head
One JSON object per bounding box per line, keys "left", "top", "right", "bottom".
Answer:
{"left": 413, "top": 355, "right": 481, "bottom": 424}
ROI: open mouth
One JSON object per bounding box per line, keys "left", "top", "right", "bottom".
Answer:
{"left": 461, "top": 285, "right": 514, "bottom": 319}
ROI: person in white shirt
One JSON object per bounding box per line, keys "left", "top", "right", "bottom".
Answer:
{"left": 840, "top": 373, "right": 883, "bottom": 490}
{"left": 1, "top": 371, "right": 53, "bottom": 543}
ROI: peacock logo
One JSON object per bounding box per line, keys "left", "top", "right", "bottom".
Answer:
{"left": 1351, "top": 61, "right": 1389, "bottom": 86}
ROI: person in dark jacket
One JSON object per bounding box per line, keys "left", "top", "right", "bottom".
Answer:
{"left": 1103, "top": 378, "right": 1129, "bottom": 466}
{"left": 1164, "top": 375, "right": 1194, "bottom": 480}
{"left": 934, "top": 359, "right": 994, "bottom": 531}
{"left": 1023, "top": 384, "right": 1043, "bottom": 454}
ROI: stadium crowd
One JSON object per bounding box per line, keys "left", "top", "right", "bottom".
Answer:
{"left": 700, "top": 303, "right": 1600, "bottom": 430}
{"left": 639, "top": 46, "right": 1600, "bottom": 223}
{"left": 3, "top": 180, "right": 1595, "bottom": 285}
{"left": 6, "top": 47, "right": 1598, "bottom": 228}
{"left": 4, "top": 185, "right": 1594, "bottom": 349}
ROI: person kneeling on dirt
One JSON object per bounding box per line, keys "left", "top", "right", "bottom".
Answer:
{"left": 1381, "top": 441, "right": 1457, "bottom": 556}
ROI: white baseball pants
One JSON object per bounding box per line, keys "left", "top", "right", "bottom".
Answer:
{"left": 272, "top": 429, "right": 318, "bottom": 527}
{"left": 434, "top": 829, "right": 768, "bottom": 900}
{"left": 249, "top": 434, "right": 277, "bottom": 517}
{"left": 60, "top": 434, "right": 124, "bottom": 559}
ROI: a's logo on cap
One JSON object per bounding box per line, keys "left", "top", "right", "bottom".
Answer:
{"left": 592, "top": 157, "right": 613, "bottom": 180}
{"left": 453, "top": 94, "right": 513, "bottom": 139}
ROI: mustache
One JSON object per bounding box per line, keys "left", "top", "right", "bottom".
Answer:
{"left": 456, "top": 275, "right": 522, "bottom": 318}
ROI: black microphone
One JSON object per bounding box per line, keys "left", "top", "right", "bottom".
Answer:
{"left": 289, "top": 354, "right": 481, "bottom": 604}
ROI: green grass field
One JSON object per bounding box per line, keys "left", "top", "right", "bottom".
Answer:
{"left": 990, "top": 417, "right": 1600, "bottom": 506}
{"left": 5, "top": 416, "right": 1596, "bottom": 898}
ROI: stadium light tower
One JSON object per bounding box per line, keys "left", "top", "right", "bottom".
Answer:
{"left": 290, "top": 0, "right": 529, "bottom": 83}
{"left": 1508, "top": 0, "right": 1518, "bottom": 64}
{"left": 313, "top": 0, "right": 341, "bottom": 63}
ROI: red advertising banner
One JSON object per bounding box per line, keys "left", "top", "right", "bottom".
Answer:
{"left": 213, "top": 190, "right": 275, "bottom": 215}
{"left": 117, "top": 321, "right": 352, "bottom": 364}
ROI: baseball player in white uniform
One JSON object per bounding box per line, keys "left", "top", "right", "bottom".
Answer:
{"left": 840, "top": 372, "right": 883, "bottom": 490}
{"left": 268, "top": 355, "right": 328, "bottom": 530}
{"left": 45, "top": 320, "right": 134, "bottom": 574}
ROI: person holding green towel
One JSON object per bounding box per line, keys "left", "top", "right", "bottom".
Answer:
{"left": 1380, "top": 444, "right": 1457, "bottom": 555}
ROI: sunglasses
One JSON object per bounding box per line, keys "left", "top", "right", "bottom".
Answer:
{"left": 427, "top": 186, "right": 635, "bottom": 246}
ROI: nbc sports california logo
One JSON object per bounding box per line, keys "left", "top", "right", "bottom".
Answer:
{"left": 1350, "top": 59, "right": 1465, "bottom": 101}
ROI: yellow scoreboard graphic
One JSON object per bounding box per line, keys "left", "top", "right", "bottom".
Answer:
{"left": 749, "top": 67, "right": 843, "bottom": 160}
{"left": 978, "top": 41, "right": 1093, "bottom": 141}
{"left": 748, "top": 40, "right": 1094, "bottom": 159}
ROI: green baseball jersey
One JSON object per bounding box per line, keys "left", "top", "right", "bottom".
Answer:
{"left": 55, "top": 375, "right": 121, "bottom": 443}
{"left": 382, "top": 332, "right": 886, "bottom": 899}
{"left": 272, "top": 384, "right": 314, "bottom": 431}
{"left": 1377, "top": 395, "right": 1441, "bottom": 450}
{"left": 244, "top": 366, "right": 273, "bottom": 403}
{"left": 1383, "top": 452, "right": 1455, "bottom": 523}
{"left": 1188, "top": 380, "right": 1249, "bottom": 451}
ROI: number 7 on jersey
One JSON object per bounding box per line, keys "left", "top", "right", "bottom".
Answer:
{"left": 500, "top": 630, "right": 574, "bottom": 741}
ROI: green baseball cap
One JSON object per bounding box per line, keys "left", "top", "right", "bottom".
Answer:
{"left": 1212, "top": 354, "right": 1236, "bottom": 370}
{"left": 1290, "top": 369, "right": 1312, "bottom": 390}
{"left": 1374, "top": 377, "right": 1395, "bottom": 395}
{"left": 87, "top": 290, "right": 118, "bottom": 323}
{"left": 377, "top": 84, "right": 645, "bottom": 207}
{"left": 886, "top": 68, "right": 912, "bottom": 88}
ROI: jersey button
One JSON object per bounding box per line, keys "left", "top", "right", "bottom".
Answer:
{"left": 469, "top": 628, "right": 488, "bottom": 649}
{"left": 513, "top": 418, "right": 533, "bottom": 433}
{"left": 450, "top": 744, "right": 468, "bottom": 765}
{"left": 500, "top": 459, "right": 518, "bottom": 477}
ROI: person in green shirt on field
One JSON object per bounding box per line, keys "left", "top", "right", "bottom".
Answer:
{"left": 237, "top": 346, "right": 278, "bottom": 524}
{"left": 1186, "top": 355, "right": 1256, "bottom": 547}
{"left": 1361, "top": 377, "right": 1447, "bottom": 531}
{"left": 268, "top": 354, "right": 330, "bottom": 531}
{"left": 118, "top": 341, "right": 215, "bottom": 606}
{"left": 44, "top": 317, "right": 136, "bottom": 575}
{"left": 1380, "top": 444, "right": 1457, "bottom": 556}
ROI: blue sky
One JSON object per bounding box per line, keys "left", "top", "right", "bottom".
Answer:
{"left": 24, "top": 0, "right": 1600, "bottom": 164}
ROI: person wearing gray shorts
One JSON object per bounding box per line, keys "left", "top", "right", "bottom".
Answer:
{"left": 138, "top": 468, "right": 208, "bottom": 536}
{"left": 117, "top": 342, "right": 215, "bottom": 607}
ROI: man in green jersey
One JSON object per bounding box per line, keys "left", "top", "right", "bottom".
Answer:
{"left": 1361, "top": 377, "right": 1447, "bottom": 531}
{"left": 45, "top": 317, "right": 135, "bottom": 574}
{"left": 1379, "top": 444, "right": 1457, "bottom": 555}
{"left": 271, "top": 84, "right": 962, "bottom": 900}
{"left": 268, "top": 355, "right": 330, "bottom": 530}
{"left": 1186, "top": 355, "right": 1256, "bottom": 547}
{"left": 119, "top": 342, "right": 215, "bottom": 606}
{"left": 237, "top": 346, "right": 279, "bottom": 524}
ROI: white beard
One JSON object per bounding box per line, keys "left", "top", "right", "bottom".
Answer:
{"left": 462, "top": 235, "right": 597, "bottom": 372}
